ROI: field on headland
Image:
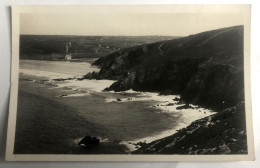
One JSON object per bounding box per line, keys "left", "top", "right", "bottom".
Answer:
{"left": 20, "top": 35, "right": 176, "bottom": 60}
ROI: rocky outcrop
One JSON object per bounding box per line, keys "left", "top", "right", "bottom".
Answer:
{"left": 85, "top": 47, "right": 145, "bottom": 80}
{"left": 181, "top": 63, "right": 244, "bottom": 110}
{"left": 104, "top": 59, "right": 244, "bottom": 110}
{"left": 133, "top": 103, "right": 247, "bottom": 154}
{"left": 78, "top": 136, "right": 100, "bottom": 148}
{"left": 105, "top": 58, "right": 206, "bottom": 93}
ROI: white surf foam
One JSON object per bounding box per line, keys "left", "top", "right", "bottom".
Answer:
{"left": 56, "top": 79, "right": 115, "bottom": 93}
{"left": 20, "top": 69, "right": 80, "bottom": 80}
{"left": 20, "top": 65, "right": 115, "bottom": 93}
{"left": 106, "top": 89, "right": 179, "bottom": 103}
{"left": 111, "top": 90, "right": 216, "bottom": 152}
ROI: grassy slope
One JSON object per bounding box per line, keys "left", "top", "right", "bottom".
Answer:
{"left": 93, "top": 25, "right": 243, "bottom": 69}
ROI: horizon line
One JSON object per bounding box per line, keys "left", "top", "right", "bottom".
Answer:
{"left": 19, "top": 25, "right": 243, "bottom": 37}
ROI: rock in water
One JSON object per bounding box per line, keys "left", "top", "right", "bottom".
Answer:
{"left": 78, "top": 136, "right": 100, "bottom": 147}
{"left": 173, "top": 97, "right": 180, "bottom": 101}
{"left": 176, "top": 104, "right": 194, "bottom": 110}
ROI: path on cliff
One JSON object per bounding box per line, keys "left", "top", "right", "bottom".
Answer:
{"left": 158, "top": 42, "right": 165, "bottom": 56}
{"left": 198, "top": 28, "right": 233, "bottom": 47}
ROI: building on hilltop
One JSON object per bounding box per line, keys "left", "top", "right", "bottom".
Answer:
{"left": 65, "top": 42, "right": 72, "bottom": 61}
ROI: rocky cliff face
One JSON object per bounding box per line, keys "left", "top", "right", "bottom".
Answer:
{"left": 86, "top": 26, "right": 244, "bottom": 110}
{"left": 106, "top": 58, "right": 205, "bottom": 93}
{"left": 182, "top": 63, "right": 244, "bottom": 110}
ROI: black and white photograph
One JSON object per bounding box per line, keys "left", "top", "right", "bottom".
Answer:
{"left": 6, "top": 5, "right": 254, "bottom": 161}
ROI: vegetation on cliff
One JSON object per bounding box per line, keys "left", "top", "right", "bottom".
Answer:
{"left": 84, "top": 25, "right": 247, "bottom": 154}
{"left": 85, "top": 25, "right": 244, "bottom": 110}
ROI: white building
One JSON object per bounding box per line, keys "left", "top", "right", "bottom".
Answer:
{"left": 65, "top": 54, "right": 72, "bottom": 60}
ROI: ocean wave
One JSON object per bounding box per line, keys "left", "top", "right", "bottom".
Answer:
{"left": 112, "top": 90, "right": 216, "bottom": 152}
{"left": 20, "top": 69, "right": 81, "bottom": 80}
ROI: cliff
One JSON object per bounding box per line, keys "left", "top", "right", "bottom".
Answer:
{"left": 84, "top": 26, "right": 247, "bottom": 154}
{"left": 85, "top": 25, "right": 244, "bottom": 110}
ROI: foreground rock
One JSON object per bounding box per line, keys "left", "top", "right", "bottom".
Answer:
{"left": 78, "top": 136, "right": 100, "bottom": 148}
{"left": 132, "top": 103, "right": 247, "bottom": 154}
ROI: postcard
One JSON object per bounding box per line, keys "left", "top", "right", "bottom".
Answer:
{"left": 6, "top": 5, "right": 254, "bottom": 161}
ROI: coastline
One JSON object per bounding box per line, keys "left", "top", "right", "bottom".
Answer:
{"left": 17, "top": 66, "right": 215, "bottom": 154}
{"left": 106, "top": 90, "right": 216, "bottom": 152}
{"left": 133, "top": 102, "right": 247, "bottom": 154}
{"left": 16, "top": 52, "right": 246, "bottom": 154}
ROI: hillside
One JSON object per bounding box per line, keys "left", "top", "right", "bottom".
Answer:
{"left": 85, "top": 25, "right": 244, "bottom": 110}
{"left": 83, "top": 25, "right": 247, "bottom": 154}
{"left": 19, "top": 35, "right": 176, "bottom": 60}
{"left": 133, "top": 103, "right": 247, "bottom": 154}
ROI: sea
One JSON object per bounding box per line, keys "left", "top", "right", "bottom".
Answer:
{"left": 17, "top": 59, "right": 215, "bottom": 153}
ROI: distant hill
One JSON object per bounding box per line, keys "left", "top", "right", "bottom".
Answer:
{"left": 19, "top": 35, "right": 177, "bottom": 60}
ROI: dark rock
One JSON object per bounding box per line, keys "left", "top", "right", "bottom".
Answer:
{"left": 117, "top": 98, "right": 122, "bottom": 101}
{"left": 58, "top": 94, "right": 67, "bottom": 97}
{"left": 54, "top": 78, "right": 66, "bottom": 81}
{"left": 83, "top": 71, "right": 101, "bottom": 80}
{"left": 78, "top": 136, "right": 100, "bottom": 147}
{"left": 133, "top": 141, "right": 147, "bottom": 148}
{"left": 173, "top": 97, "right": 180, "bottom": 101}
{"left": 21, "top": 78, "right": 34, "bottom": 81}
{"left": 77, "top": 78, "right": 84, "bottom": 81}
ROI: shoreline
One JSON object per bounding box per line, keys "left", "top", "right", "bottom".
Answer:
{"left": 113, "top": 91, "right": 216, "bottom": 152}
{"left": 20, "top": 58, "right": 99, "bottom": 63}
{"left": 133, "top": 102, "right": 247, "bottom": 154}
{"left": 17, "top": 60, "right": 217, "bottom": 154}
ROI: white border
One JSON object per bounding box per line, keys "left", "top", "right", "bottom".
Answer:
{"left": 5, "top": 4, "right": 254, "bottom": 162}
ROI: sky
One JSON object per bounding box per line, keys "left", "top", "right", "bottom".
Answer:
{"left": 20, "top": 13, "right": 244, "bottom": 36}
